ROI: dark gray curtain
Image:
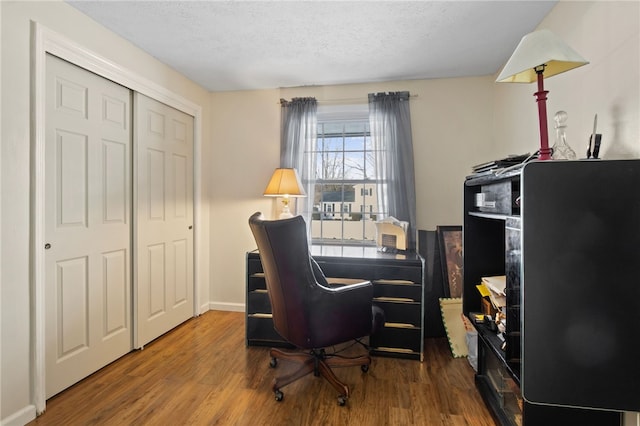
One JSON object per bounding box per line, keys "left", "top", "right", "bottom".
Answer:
{"left": 368, "top": 91, "right": 417, "bottom": 250}
{"left": 280, "top": 97, "right": 317, "bottom": 225}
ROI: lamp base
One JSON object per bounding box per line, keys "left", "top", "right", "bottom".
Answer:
{"left": 537, "top": 147, "right": 553, "bottom": 161}
{"left": 534, "top": 71, "right": 552, "bottom": 161}
{"left": 279, "top": 203, "right": 293, "bottom": 219}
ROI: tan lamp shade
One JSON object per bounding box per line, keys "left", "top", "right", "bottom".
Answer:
{"left": 496, "top": 29, "right": 589, "bottom": 83}
{"left": 264, "top": 168, "right": 306, "bottom": 219}
{"left": 263, "top": 168, "right": 306, "bottom": 197}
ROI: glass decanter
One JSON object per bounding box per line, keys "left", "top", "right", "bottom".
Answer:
{"left": 551, "top": 110, "right": 577, "bottom": 160}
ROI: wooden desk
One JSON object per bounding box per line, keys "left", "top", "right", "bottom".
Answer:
{"left": 246, "top": 246, "right": 425, "bottom": 360}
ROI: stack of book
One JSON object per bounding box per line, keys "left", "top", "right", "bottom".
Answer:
{"left": 468, "top": 153, "right": 531, "bottom": 178}
{"left": 476, "top": 275, "right": 506, "bottom": 317}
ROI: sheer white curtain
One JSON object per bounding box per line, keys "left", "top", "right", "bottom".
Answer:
{"left": 280, "top": 97, "right": 317, "bottom": 228}
{"left": 368, "top": 91, "right": 417, "bottom": 250}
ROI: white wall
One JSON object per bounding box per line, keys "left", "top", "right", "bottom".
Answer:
{"left": 208, "top": 77, "right": 495, "bottom": 310}
{"left": 208, "top": 89, "right": 281, "bottom": 310}
{"left": 0, "top": 1, "right": 212, "bottom": 423}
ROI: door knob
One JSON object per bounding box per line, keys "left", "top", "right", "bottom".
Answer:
{"left": 45, "top": 243, "right": 51, "bottom": 249}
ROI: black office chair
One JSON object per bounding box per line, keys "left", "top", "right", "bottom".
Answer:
{"left": 248, "top": 212, "right": 385, "bottom": 405}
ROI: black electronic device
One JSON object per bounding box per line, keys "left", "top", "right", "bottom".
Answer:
{"left": 587, "top": 114, "right": 602, "bottom": 159}
{"left": 587, "top": 133, "right": 602, "bottom": 159}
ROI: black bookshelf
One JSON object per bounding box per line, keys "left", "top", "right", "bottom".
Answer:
{"left": 462, "top": 160, "right": 638, "bottom": 425}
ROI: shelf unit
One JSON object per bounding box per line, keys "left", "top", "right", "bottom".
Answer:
{"left": 246, "top": 246, "right": 425, "bottom": 360}
{"left": 463, "top": 161, "right": 634, "bottom": 425}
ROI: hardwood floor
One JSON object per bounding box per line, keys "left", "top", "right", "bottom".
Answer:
{"left": 29, "top": 311, "right": 495, "bottom": 425}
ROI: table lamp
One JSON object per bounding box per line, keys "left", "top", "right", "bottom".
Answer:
{"left": 496, "top": 29, "right": 588, "bottom": 160}
{"left": 263, "top": 168, "right": 306, "bottom": 219}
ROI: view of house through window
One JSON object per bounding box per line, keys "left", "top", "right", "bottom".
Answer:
{"left": 310, "top": 120, "right": 385, "bottom": 245}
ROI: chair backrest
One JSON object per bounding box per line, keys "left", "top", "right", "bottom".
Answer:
{"left": 248, "top": 212, "right": 316, "bottom": 348}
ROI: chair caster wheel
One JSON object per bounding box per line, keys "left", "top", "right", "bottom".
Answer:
{"left": 361, "top": 364, "right": 369, "bottom": 373}
{"left": 337, "top": 395, "right": 347, "bottom": 406}
{"left": 269, "top": 357, "right": 278, "bottom": 368}
{"left": 274, "top": 389, "right": 284, "bottom": 401}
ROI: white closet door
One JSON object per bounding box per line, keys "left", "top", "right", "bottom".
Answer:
{"left": 134, "top": 93, "right": 194, "bottom": 348}
{"left": 45, "top": 54, "right": 132, "bottom": 398}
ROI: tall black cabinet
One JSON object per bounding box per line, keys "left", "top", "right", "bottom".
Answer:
{"left": 463, "top": 160, "right": 640, "bottom": 425}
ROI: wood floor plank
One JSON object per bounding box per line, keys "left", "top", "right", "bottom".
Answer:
{"left": 29, "top": 310, "right": 495, "bottom": 425}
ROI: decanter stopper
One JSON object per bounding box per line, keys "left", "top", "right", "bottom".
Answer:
{"left": 551, "top": 111, "right": 577, "bottom": 160}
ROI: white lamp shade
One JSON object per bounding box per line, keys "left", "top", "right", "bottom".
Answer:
{"left": 263, "top": 168, "right": 306, "bottom": 197}
{"left": 496, "top": 29, "right": 589, "bottom": 83}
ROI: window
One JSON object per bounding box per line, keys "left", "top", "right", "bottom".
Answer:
{"left": 309, "top": 118, "right": 386, "bottom": 245}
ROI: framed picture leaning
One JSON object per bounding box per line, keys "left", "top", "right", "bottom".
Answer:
{"left": 437, "top": 226, "right": 463, "bottom": 298}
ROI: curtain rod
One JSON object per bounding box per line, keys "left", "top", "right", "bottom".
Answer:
{"left": 279, "top": 94, "right": 418, "bottom": 105}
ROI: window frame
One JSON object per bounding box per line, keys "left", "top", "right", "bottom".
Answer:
{"left": 310, "top": 105, "right": 386, "bottom": 246}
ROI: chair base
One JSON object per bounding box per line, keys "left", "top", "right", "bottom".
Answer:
{"left": 268, "top": 346, "right": 371, "bottom": 405}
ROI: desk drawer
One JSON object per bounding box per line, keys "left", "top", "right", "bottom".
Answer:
{"left": 374, "top": 300, "right": 421, "bottom": 327}
{"left": 371, "top": 326, "right": 422, "bottom": 354}
{"left": 247, "top": 257, "right": 263, "bottom": 275}
{"left": 317, "top": 262, "right": 422, "bottom": 283}
{"left": 247, "top": 290, "right": 271, "bottom": 314}
{"left": 246, "top": 315, "right": 288, "bottom": 346}
{"left": 247, "top": 273, "right": 266, "bottom": 292}
{"left": 373, "top": 280, "right": 422, "bottom": 301}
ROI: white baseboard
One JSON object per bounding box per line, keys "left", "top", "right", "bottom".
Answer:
{"left": 198, "top": 302, "right": 211, "bottom": 315}
{"left": 2, "top": 405, "right": 36, "bottom": 426}
{"left": 207, "top": 301, "right": 245, "bottom": 312}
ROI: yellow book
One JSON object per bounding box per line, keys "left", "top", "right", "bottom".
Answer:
{"left": 476, "top": 283, "right": 491, "bottom": 297}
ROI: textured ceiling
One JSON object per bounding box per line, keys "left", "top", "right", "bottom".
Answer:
{"left": 67, "top": 1, "right": 557, "bottom": 92}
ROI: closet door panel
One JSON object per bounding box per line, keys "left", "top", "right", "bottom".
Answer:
{"left": 45, "top": 54, "right": 132, "bottom": 398}
{"left": 134, "top": 93, "right": 194, "bottom": 347}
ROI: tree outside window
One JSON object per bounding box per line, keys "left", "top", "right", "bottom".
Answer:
{"left": 310, "top": 121, "right": 385, "bottom": 245}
